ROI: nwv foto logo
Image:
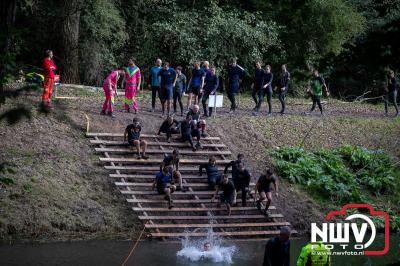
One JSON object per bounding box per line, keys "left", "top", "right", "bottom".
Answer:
{"left": 311, "top": 203, "right": 390, "bottom": 255}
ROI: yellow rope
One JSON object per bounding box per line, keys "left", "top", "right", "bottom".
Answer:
{"left": 121, "top": 223, "right": 148, "bottom": 266}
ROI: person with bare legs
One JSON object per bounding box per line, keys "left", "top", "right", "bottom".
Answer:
{"left": 158, "top": 62, "right": 177, "bottom": 117}
{"left": 212, "top": 174, "right": 236, "bottom": 216}
{"left": 186, "top": 61, "right": 206, "bottom": 111}
{"left": 152, "top": 166, "right": 176, "bottom": 209}
{"left": 124, "top": 118, "right": 148, "bottom": 159}
{"left": 158, "top": 115, "right": 180, "bottom": 142}
{"left": 256, "top": 169, "right": 278, "bottom": 216}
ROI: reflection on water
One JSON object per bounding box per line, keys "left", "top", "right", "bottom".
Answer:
{"left": 176, "top": 228, "right": 236, "bottom": 264}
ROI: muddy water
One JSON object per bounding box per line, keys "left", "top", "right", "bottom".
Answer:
{"left": 0, "top": 235, "right": 399, "bottom": 266}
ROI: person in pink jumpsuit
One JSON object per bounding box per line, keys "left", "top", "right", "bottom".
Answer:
{"left": 102, "top": 68, "right": 124, "bottom": 117}
{"left": 122, "top": 58, "right": 142, "bottom": 113}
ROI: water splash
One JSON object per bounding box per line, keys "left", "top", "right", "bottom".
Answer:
{"left": 176, "top": 228, "right": 237, "bottom": 264}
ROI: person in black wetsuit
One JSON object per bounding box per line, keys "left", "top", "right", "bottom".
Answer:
{"left": 256, "top": 169, "right": 278, "bottom": 215}
{"left": 180, "top": 115, "right": 200, "bottom": 151}
{"left": 232, "top": 162, "right": 252, "bottom": 207}
{"left": 212, "top": 174, "right": 236, "bottom": 216}
{"left": 227, "top": 58, "right": 245, "bottom": 113}
{"left": 385, "top": 70, "right": 399, "bottom": 116}
{"left": 278, "top": 64, "right": 290, "bottom": 114}
{"left": 252, "top": 61, "right": 265, "bottom": 115}
{"left": 263, "top": 226, "right": 291, "bottom": 266}
{"left": 124, "top": 118, "right": 148, "bottom": 159}
{"left": 158, "top": 116, "right": 180, "bottom": 142}
{"left": 263, "top": 65, "right": 274, "bottom": 116}
{"left": 201, "top": 67, "right": 219, "bottom": 117}
{"left": 199, "top": 156, "right": 221, "bottom": 190}
{"left": 224, "top": 153, "right": 245, "bottom": 180}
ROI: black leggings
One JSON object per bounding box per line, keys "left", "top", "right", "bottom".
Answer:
{"left": 227, "top": 91, "right": 237, "bottom": 110}
{"left": 201, "top": 90, "right": 213, "bottom": 116}
{"left": 278, "top": 91, "right": 287, "bottom": 113}
{"left": 160, "top": 127, "right": 180, "bottom": 139}
{"left": 252, "top": 86, "right": 265, "bottom": 112}
{"left": 173, "top": 90, "right": 183, "bottom": 113}
{"left": 311, "top": 95, "right": 323, "bottom": 113}
{"left": 151, "top": 86, "right": 161, "bottom": 109}
{"left": 384, "top": 90, "right": 399, "bottom": 114}
{"left": 265, "top": 88, "right": 272, "bottom": 114}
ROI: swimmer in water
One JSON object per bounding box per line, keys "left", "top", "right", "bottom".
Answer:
{"left": 203, "top": 242, "right": 212, "bottom": 252}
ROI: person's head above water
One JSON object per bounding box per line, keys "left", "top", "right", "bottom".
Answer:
{"left": 279, "top": 226, "right": 291, "bottom": 243}
{"left": 203, "top": 242, "right": 212, "bottom": 251}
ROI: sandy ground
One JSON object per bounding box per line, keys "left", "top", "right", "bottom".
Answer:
{"left": 0, "top": 84, "right": 399, "bottom": 241}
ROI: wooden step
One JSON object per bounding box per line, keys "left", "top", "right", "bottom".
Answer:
{"left": 139, "top": 214, "right": 283, "bottom": 220}
{"left": 110, "top": 174, "right": 220, "bottom": 180}
{"left": 87, "top": 132, "right": 220, "bottom": 141}
{"left": 90, "top": 140, "right": 227, "bottom": 148}
{"left": 120, "top": 190, "right": 254, "bottom": 195}
{"left": 149, "top": 230, "right": 287, "bottom": 238}
{"left": 126, "top": 198, "right": 264, "bottom": 204}
{"left": 95, "top": 147, "right": 231, "bottom": 156}
{"left": 132, "top": 206, "right": 265, "bottom": 212}
{"left": 105, "top": 166, "right": 231, "bottom": 173}
{"left": 116, "top": 181, "right": 256, "bottom": 188}
{"left": 100, "top": 158, "right": 231, "bottom": 164}
{"left": 146, "top": 222, "right": 290, "bottom": 229}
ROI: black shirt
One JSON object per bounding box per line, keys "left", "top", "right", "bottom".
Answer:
{"left": 199, "top": 163, "right": 220, "bottom": 178}
{"left": 163, "top": 155, "right": 179, "bottom": 167}
{"left": 204, "top": 73, "right": 219, "bottom": 93}
{"left": 186, "top": 109, "right": 201, "bottom": 121}
{"left": 388, "top": 77, "right": 397, "bottom": 92}
{"left": 280, "top": 71, "right": 290, "bottom": 88}
{"left": 263, "top": 237, "right": 290, "bottom": 266}
{"left": 254, "top": 68, "right": 265, "bottom": 89}
{"left": 235, "top": 169, "right": 251, "bottom": 186}
{"left": 125, "top": 124, "right": 141, "bottom": 141}
{"left": 218, "top": 180, "right": 235, "bottom": 196}
{"left": 224, "top": 160, "right": 242, "bottom": 179}
{"left": 180, "top": 120, "right": 193, "bottom": 135}
{"left": 264, "top": 72, "right": 273, "bottom": 89}
{"left": 257, "top": 175, "right": 276, "bottom": 190}
{"left": 159, "top": 119, "right": 179, "bottom": 133}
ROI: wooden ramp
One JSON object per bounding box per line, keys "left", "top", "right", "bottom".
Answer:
{"left": 87, "top": 132, "right": 295, "bottom": 240}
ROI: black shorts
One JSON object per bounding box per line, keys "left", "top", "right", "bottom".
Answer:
{"left": 188, "top": 85, "right": 201, "bottom": 95}
{"left": 157, "top": 184, "right": 169, "bottom": 195}
{"left": 220, "top": 193, "right": 234, "bottom": 205}
{"left": 258, "top": 187, "right": 272, "bottom": 193}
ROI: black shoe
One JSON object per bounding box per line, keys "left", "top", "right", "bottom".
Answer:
{"left": 256, "top": 201, "right": 261, "bottom": 211}
{"left": 192, "top": 147, "right": 197, "bottom": 152}
{"left": 141, "top": 154, "right": 149, "bottom": 160}
{"left": 167, "top": 138, "right": 171, "bottom": 143}
{"left": 100, "top": 110, "right": 106, "bottom": 115}
{"left": 107, "top": 111, "right": 115, "bottom": 118}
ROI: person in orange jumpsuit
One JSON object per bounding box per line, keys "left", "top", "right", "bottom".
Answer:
{"left": 42, "top": 50, "right": 57, "bottom": 108}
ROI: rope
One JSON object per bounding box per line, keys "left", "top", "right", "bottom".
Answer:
{"left": 121, "top": 223, "right": 148, "bottom": 266}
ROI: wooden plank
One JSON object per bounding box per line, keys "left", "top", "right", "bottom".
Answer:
{"left": 139, "top": 214, "right": 283, "bottom": 220}
{"left": 132, "top": 206, "right": 270, "bottom": 212}
{"left": 126, "top": 198, "right": 264, "bottom": 204}
{"left": 100, "top": 158, "right": 231, "bottom": 164}
{"left": 90, "top": 140, "right": 227, "bottom": 148}
{"left": 86, "top": 132, "right": 220, "bottom": 141}
{"left": 120, "top": 190, "right": 253, "bottom": 195}
{"left": 95, "top": 147, "right": 231, "bottom": 156}
{"left": 116, "top": 182, "right": 210, "bottom": 188}
{"left": 145, "top": 222, "right": 290, "bottom": 229}
{"left": 149, "top": 231, "right": 283, "bottom": 238}
{"left": 117, "top": 182, "right": 255, "bottom": 187}
{"left": 105, "top": 166, "right": 231, "bottom": 172}
{"left": 110, "top": 174, "right": 215, "bottom": 180}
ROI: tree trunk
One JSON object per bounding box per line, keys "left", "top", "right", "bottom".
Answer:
{"left": 0, "top": 0, "right": 17, "bottom": 92}
{"left": 60, "top": 0, "right": 81, "bottom": 84}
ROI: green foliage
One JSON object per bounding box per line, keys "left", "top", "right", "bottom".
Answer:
{"left": 271, "top": 145, "right": 399, "bottom": 202}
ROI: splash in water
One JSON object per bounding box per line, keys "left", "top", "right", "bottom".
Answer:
{"left": 176, "top": 228, "right": 236, "bottom": 264}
